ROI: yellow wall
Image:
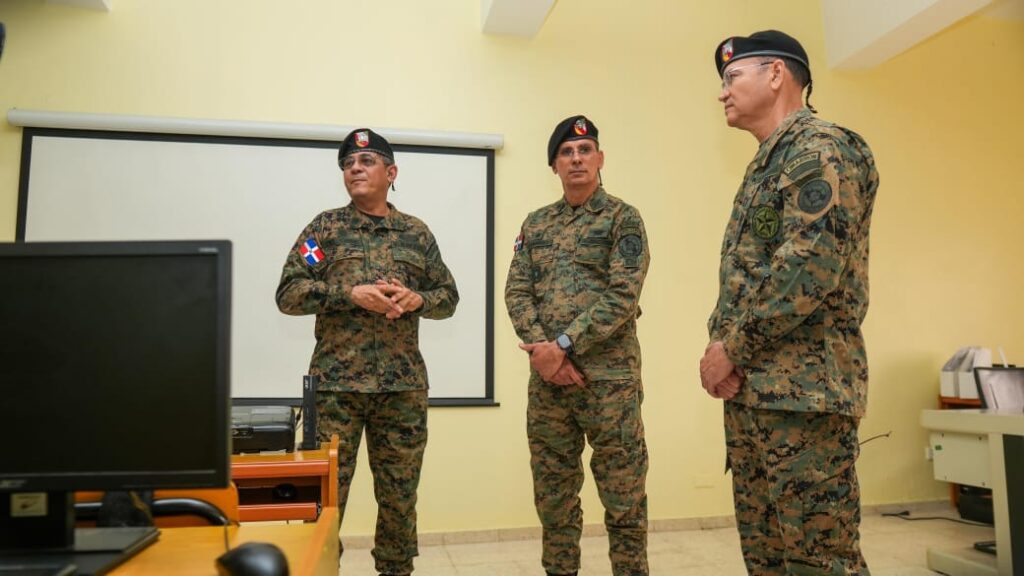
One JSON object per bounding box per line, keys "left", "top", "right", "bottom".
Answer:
{"left": 1, "top": 0, "right": 1022, "bottom": 536}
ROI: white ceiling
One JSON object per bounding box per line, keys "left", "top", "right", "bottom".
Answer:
{"left": 38, "top": 0, "right": 1024, "bottom": 68}
{"left": 481, "top": 0, "right": 556, "bottom": 37}
{"left": 982, "top": 0, "right": 1024, "bottom": 19}
{"left": 46, "top": 0, "right": 111, "bottom": 11}
{"left": 822, "top": 0, "right": 1023, "bottom": 69}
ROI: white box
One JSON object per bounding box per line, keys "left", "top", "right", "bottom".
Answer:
{"left": 958, "top": 371, "right": 979, "bottom": 399}
{"left": 940, "top": 347, "right": 974, "bottom": 398}
{"left": 958, "top": 348, "right": 992, "bottom": 400}
{"left": 940, "top": 371, "right": 959, "bottom": 397}
{"left": 930, "top": 431, "right": 990, "bottom": 488}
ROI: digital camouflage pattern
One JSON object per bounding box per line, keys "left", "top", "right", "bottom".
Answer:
{"left": 712, "top": 108, "right": 877, "bottom": 575}
{"left": 528, "top": 374, "right": 648, "bottom": 576}
{"left": 276, "top": 203, "right": 458, "bottom": 393}
{"left": 277, "top": 202, "right": 457, "bottom": 575}
{"left": 318, "top": 390, "right": 428, "bottom": 576}
{"left": 505, "top": 187, "right": 651, "bottom": 576}
{"left": 505, "top": 187, "right": 649, "bottom": 382}
{"left": 725, "top": 402, "right": 867, "bottom": 575}
{"left": 707, "top": 108, "right": 879, "bottom": 418}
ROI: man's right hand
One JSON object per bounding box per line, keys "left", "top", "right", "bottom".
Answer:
{"left": 548, "top": 357, "right": 585, "bottom": 387}
{"left": 350, "top": 284, "right": 404, "bottom": 316}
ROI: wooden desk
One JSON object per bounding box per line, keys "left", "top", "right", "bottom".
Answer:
{"left": 110, "top": 507, "right": 339, "bottom": 575}
{"left": 231, "top": 435, "right": 338, "bottom": 522}
{"left": 921, "top": 409, "right": 1024, "bottom": 575}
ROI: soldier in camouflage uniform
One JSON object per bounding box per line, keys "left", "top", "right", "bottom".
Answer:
{"left": 505, "top": 115, "right": 650, "bottom": 576}
{"left": 276, "top": 128, "right": 458, "bottom": 576}
{"left": 700, "top": 31, "right": 879, "bottom": 575}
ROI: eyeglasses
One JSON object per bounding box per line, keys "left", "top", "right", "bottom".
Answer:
{"left": 721, "top": 61, "right": 773, "bottom": 89}
{"left": 557, "top": 143, "right": 597, "bottom": 159}
{"left": 340, "top": 153, "right": 381, "bottom": 171}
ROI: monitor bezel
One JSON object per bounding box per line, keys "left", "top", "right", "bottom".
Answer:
{"left": 0, "top": 239, "right": 232, "bottom": 492}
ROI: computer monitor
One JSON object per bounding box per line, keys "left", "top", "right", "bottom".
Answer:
{"left": 0, "top": 240, "right": 231, "bottom": 572}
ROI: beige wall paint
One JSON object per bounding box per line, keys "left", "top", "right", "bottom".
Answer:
{"left": 1, "top": 0, "right": 1022, "bottom": 536}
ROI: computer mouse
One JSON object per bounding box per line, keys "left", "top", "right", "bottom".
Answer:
{"left": 215, "top": 541, "right": 289, "bottom": 576}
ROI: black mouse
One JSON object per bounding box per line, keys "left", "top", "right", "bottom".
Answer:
{"left": 215, "top": 541, "right": 289, "bottom": 576}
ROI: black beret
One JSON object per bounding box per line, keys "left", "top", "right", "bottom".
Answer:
{"left": 715, "top": 30, "right": 810, "bottom": 80}
{"left": 338, "top": 128, "right": 394, "bottom": 170}
{"left": 547, "top": 115, "right": 598, "bottom": 166}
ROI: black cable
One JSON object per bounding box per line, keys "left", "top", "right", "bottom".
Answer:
{"left": 223, "top": 523, "right": 230, "bottom": 552}
{"left": 881, "top": 510, "right": 992, "bottom": 527}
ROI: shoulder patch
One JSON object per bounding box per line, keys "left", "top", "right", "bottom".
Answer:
{"left": 619, "top": 224, "right": 641, "bottom": 237}
{"left": 783, "top": 151, "right": 821, "bottom": 182}
{"left": 513, "top": 232, "right": 524, "bottom": 253}
{"left": 749, "top": 205, "right": 781, "bottom": 240}
{"left": 618, "top": 234, "right": 643, "bottom": 258}
{"left": 797, "top": 179, "right": 833, "bottom": 214}
{"left": 299, "top": 238, "right": 325, "bottom": 266}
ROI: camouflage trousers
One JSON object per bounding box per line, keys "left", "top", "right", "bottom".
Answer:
{"left": 724, "top": 402, "right": 869, "bottom": 576}
{"left": 527, "top": 374, "right": 649, "bottom": 576}
{"left": 317, "top": 390, "right": 428, "bottom": 576}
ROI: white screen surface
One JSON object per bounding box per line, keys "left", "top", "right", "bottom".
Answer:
{"left": 20, "top": 130, "right": 493, "bottom": 403}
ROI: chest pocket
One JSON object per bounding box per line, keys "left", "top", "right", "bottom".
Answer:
{"left": 528, "top": 241, "right": 555, "bottom": 288}
{"left": 393, "top": 246, "right": 426, "bottom": 288}
{"left": 575, "top": 234, "right": 612, "bottom": 265}
{"left": 733, "top": 174, "right": 785, "bottom": 278}
{"left": 735, "top": 173, "right": 780, "bottom": 242}
{"left": 325, "top": 244, "right": 366, "bottom": 283}
{"left": 529, "top": 242, "right": 554, "bottom": 264}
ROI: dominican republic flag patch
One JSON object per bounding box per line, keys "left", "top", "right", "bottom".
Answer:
{"left": 299, "top": 238, "right": 325, "bottom": 266}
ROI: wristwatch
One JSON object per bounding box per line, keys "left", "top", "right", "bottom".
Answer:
{"left": 555, "top": 333, "right": 575, "bottom": 356}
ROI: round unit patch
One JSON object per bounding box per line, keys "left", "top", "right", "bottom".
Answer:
{"left": 750, "top": 205, "right": 781, "bottom": 240}
{"left": 798, "top": 179, "right": 833, "bottom": 214}
{"left": 618, "top": 234, "right": 643, "bottom": 258}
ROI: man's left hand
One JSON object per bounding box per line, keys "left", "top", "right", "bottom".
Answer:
{"left": 519, "top": 340, "right": 565, "bottom": 381}
{"left": 548, "top": 357, "right": 585, "bottom": 387}
{"left": 377, "top": 278, "right": 424, "bottom": 319}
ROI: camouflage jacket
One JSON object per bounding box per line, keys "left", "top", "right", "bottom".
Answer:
{"left": 505, "top": 187, "right": 649, "bottom": 382}
{"left": 276, "top": 203, "right": 458, "bottom": 393}
{"left": 708, "top": 109, "right": 878, "bottom": 417}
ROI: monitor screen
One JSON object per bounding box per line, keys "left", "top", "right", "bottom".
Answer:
{"left": 0, "top": 241, "right": 231, "bottom": 492}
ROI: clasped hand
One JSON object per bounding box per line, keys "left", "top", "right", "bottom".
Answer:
{"left": 350, "top": 278, "right": 423, "bottom": 319}
{"left": 699, "top": 341, "right": 744, "bottom": 400}
{"left": 519, "top": 341, "right": 585, "bottom": 387}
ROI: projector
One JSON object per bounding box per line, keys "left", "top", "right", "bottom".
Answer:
{"left": 231, "top": 405, "right": 296, "bottom": 453}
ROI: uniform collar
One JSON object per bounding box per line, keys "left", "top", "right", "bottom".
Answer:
{"left": 753, "top": 108, "right": 813, "bottom": 170}
{"left": 345, "top": 202, "right": 408, "bottom": 231}
{"left": 557, "top": 186, "right": 608, "bottom": 215}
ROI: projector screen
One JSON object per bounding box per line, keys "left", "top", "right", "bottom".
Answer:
{"left": 17, "top": 127, "right": 495, "bottom": 405}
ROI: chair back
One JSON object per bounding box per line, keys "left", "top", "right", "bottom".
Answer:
{"left": 973, "top": 367, "right": 1024, "bottom": 411}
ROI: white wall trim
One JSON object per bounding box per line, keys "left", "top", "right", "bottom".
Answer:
{"left": 7, "top": 109, "right": 505, "bottom": 151}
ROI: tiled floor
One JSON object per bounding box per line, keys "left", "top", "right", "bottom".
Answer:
{"left": 338, "top": 510, "right": 996, "bottom": 575}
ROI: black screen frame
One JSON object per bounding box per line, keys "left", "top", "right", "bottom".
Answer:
{"left": 0, "top": 240, "right": 232, "bottom": 493}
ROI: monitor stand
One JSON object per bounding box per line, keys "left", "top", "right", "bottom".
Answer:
{"left": 0, "top": 491, "right": 159, "bottom": 575}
